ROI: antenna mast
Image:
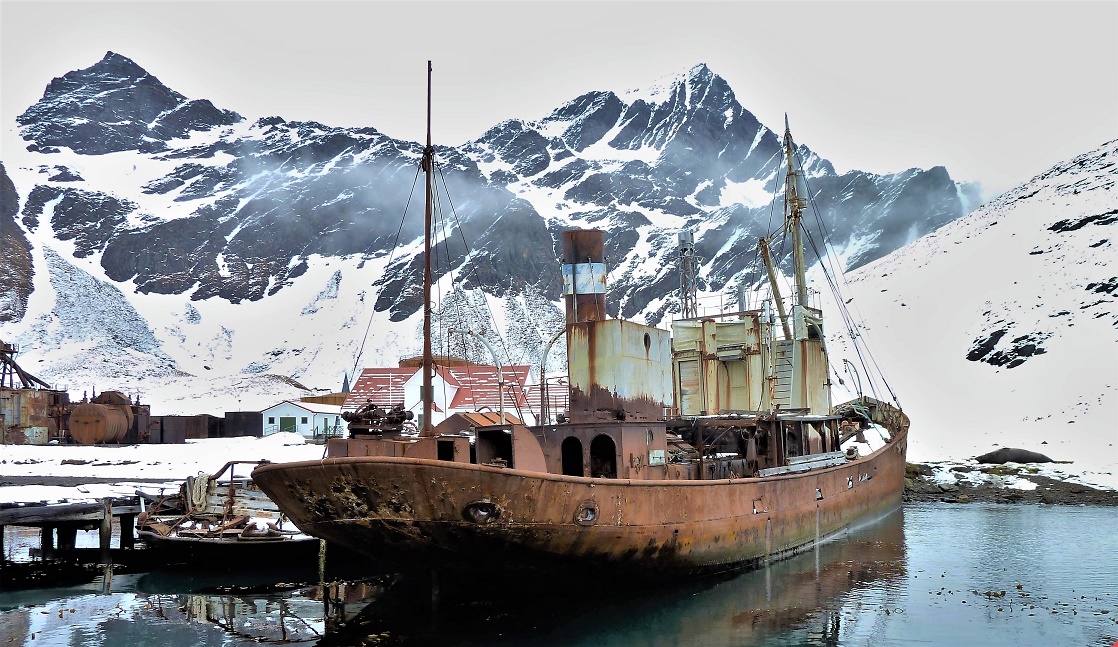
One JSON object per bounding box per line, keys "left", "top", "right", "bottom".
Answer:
{"left": 678, "top": 230, "right": 699, "bottom": 318}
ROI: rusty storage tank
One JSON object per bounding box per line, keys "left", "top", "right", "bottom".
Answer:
{"left": 69, "top": 391, "right": 134, "bottom": 444}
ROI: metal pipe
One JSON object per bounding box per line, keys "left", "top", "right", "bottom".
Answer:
{"left": 448, "top": 329, "right": 504, "bottom": 425}
{"left": 843, "top": 359, "right": 863, "bottom": 400}
{"left": 539, "top": 327, "right": 567, "bottom": 425}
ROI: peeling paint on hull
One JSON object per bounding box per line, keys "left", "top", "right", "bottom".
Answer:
{"left": 253, "top": 428, "right": 906, "bottom": 580}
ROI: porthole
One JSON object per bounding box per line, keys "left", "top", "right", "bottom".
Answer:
{"left": 462, "top": 500, "right": 501, "bottom": 524}
{"left": 575, "top": 499, "right": 599, "bottom": 526}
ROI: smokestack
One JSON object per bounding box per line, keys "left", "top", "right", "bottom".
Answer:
{"left": 561, "top": 230, "right": 607, "bottom": 324}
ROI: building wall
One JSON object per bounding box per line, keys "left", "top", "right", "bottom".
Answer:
{"left": 262, "top": 402, "right": 316, "bottom": 437}
{"left": 313, "top": 411, "right": 345, "bottom": 439}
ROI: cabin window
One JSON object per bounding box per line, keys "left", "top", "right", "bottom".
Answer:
{"left": 590, "top": 434, "right": 617, "bottom": 479}
{"left": 561, "top": 437, "right": 584, "bottom": 476}
{"left": 268, "top": 417, "right": 275, "bottom": 425}
{"left": 301, "top": 417, "right": 308, "bottom": 425}
{"left": 437, "top": 440, "right": 455, "bottom": 462}
{"left": 785, "top": 423, "right": 803, "bottom": 458}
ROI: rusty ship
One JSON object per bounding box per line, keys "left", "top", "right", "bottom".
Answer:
{"left": 252, "top": 63, "right": 909, "bottom": 585}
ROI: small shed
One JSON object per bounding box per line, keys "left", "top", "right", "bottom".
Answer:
{"left": 261, "top": 400, "right": 344, "bottom": 440}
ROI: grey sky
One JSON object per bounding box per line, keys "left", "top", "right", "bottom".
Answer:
{"left": 2, "top": 0, "right": 1115, "bottom": 197}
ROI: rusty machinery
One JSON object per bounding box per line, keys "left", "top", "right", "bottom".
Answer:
{"left": 1, "top": 340, "right": 69, "bottom": 444}
{"left": 342, "top": 402, "right": 415, "bottom": 436}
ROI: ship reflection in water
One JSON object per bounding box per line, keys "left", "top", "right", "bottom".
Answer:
{"left": 328, "top": 507, "right": 908, "bottom": 647}
{"left": 2, "top": 504, "right": 1117, "bottom": 646}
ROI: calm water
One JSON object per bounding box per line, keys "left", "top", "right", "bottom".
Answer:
{"left": 0, "top": 503, "right": 1115, "bottom": 646}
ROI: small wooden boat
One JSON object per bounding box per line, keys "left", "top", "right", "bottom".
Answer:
{"left": 137, "top": 461, "right": 319, "bottom": 566}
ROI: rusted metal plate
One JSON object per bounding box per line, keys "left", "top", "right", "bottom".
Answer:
{"left": 567, "top": 319, "right": 672, "bottom": 423}
{"left": 252, "top": 426, "right": 907, "bottom": 580}
{"left": 1, "top": 387, "right": 67, "bottom": 445}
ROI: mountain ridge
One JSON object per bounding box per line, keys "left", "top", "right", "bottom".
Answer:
{"left": 3, "top": 52, "right": 988, "bottom": 411}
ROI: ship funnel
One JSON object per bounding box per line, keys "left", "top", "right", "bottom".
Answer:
{"left": 561, "top": 230, "right": 607, "bottom": 324}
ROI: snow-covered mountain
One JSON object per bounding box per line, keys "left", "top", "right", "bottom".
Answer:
{"left": 8, "top": 50, "right": 1109, "bottom": 477}
{"left": 824, "top": 140, "right": 1116, "bottom": 477}
{"left": 0, "top": 53, "right": 974, "bottom": 396}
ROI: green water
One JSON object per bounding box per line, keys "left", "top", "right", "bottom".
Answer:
{"left": 0, "top": 503, "right": 1115, "bottom": 646}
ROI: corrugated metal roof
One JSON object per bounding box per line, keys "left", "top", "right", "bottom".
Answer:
{"left": 343, "top": 367, "right": 414, "bottom": 411}
{"left": 343, "top": 364, "right": 533, "bottom": 414}
{"left": 524, "top": 383, "right": 569, "bottom": 411}
{"left": 445, "top": 365, "right": 531, "bottom": 409}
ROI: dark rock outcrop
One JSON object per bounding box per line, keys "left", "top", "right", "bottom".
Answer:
{"left": 17, "top": 51, "right": 242, "bottom": 155}
{"left": 975, "top": 448, "right": 1054, "bottom": 464}
{"left": 0, "top": 163, "right": 34, "bottom": 322}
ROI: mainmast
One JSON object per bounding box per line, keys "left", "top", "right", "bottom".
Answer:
{"left": 421, "top": 61, "right": 434, "bottom": 436}
{"left": 783, "top": 115, "right": 809, "bottom": 308}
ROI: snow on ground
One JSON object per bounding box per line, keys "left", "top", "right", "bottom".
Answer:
{"left": 0, "top": 433, "right": 321, "bottom": 505}
{"left": 923, "top": 459, "right": 1118, "bottom": 492}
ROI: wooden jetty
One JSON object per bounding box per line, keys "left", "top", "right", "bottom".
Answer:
{"left": 0, "top": 496, "right": 142, "bottom": 565}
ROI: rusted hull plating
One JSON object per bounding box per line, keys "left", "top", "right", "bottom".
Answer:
{"left": 253, "top": 427, "right": 906, "bottom": 580}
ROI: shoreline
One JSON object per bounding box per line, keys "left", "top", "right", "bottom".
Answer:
{"left": 904, "top": 462, "right": 1118, "bottom": 506}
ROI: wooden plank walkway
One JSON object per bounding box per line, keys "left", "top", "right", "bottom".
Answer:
{"left": 0, "top": 496, "right": 143, "bottom": 565}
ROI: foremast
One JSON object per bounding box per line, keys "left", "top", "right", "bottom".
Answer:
{"left": 420, "top": 60, "right": 435, "bottom": 436}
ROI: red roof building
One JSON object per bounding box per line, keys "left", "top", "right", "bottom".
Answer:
{"left": 343, "top": 363, "right": 537, "bottom": 426}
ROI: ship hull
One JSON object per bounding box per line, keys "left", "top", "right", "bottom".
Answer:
{"left": 253, "top": 428, "right": 906, "bottom": 581}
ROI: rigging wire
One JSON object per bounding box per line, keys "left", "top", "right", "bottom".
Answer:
{"left": 350, "top": 164, "right": 423, "bottom": 380}
{"left": 799, "top": 225, "right": 884, "bottom": 402}
{"left": 752, "top": 127, "right": 903, "bottom": 409}
{"left": 796, "top": 192, "right": 902, "bottom": 408}
{"left": 433, "top": 163, "right": 529, "bottom": 421}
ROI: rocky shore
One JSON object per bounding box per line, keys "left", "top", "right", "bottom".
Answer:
{"left": 904, "top": 462, "right": 1118, "bottom": 506}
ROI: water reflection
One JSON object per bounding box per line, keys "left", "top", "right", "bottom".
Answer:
{"left": 3, "top": 504, "right": 1116, "bottom": 646}
{"left": 326, "top": 508, "right": 908, "bottom": 646}
{"left": 0, "top": 567, "right": 392, "bottom": 646}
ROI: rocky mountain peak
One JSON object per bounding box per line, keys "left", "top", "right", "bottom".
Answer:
{"left": 18, "top": 51, "right": 242, "bottom": 155}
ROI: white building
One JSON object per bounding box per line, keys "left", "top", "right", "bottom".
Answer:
{"left": 261, "top": 400, "right": 344, "bottom": 439}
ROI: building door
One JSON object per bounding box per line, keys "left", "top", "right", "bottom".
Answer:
{"left": 279, "top": 417, "right": 297, "bottom": 433}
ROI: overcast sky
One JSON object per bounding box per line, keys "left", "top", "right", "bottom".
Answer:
{"left": 2, "top": 0, "right": 1115, "bottom": 197}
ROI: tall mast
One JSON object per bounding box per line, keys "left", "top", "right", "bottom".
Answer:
{"left": 421, "top": 61, "right": 434, "bottom": 436}
{"left": 783, "top": 115, "right": 809, "bottom": 308}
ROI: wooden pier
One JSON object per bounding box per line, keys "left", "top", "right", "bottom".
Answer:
{"left": 0, "top": 496, "right": 142, "bottom": 565}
